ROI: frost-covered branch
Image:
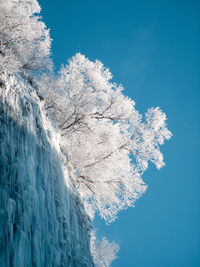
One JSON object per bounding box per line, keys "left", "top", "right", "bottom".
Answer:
{"left": 0, "top": 0, "right": 52, "bottom": 75}
{"left": 41, "top": 53, "right": 172, "bottom": 223}
{"left": 90, "top": 231, "right": 119, "bottom": 267}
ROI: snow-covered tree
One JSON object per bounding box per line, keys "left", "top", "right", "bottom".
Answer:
{"left": 90, "top": 231, "right": 119, "bottom": 267}
{"left": 43, "top": 53, "right": 172, "bottom": 223}
{"left": 0, "top": 0, "right": 52, "bottom": 74}
{"left": 0, "top": 0, "right": 172, "bottom": 264}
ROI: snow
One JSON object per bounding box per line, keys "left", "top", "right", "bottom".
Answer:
{"left": 0, "top": 71, "right": 93, "bottom": 267}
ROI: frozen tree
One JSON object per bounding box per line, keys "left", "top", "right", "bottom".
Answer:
{"left": 0, "top": 0, "right": 52, "bottom": 74}
{"left": 0, "top": 0, "right": 171, "bottom": 264}
{"left": 42, "top": 53, "right": 172, "bottom": 223}
{"left": 90, "top": 231, "right": 119, "bottom": 267}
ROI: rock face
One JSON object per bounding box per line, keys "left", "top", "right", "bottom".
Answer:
{"left": 0, "top": 71, "right": 93, "bottom": 267}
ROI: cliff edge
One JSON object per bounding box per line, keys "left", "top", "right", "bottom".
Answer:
{"left": 0, "top": 71, "right": 93, "bottom": 267}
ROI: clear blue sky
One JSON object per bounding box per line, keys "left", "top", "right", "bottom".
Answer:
{"left": 38, "top": 0, "right": 200, "bottom": 266}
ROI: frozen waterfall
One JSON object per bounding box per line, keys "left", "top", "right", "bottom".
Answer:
{"left": 0, "top": 71, "right": 93, "bottom": 267}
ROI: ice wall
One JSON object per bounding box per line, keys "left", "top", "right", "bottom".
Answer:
{"left": 0, "top": 71, "right": 93, "bottom": 267}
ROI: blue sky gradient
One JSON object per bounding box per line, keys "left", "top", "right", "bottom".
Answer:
{"left": 38, "top": 1, "right": 200, "bottom": 266}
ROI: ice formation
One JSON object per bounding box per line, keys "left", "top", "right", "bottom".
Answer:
{"left": 0, "top": 70, "right": 94, "bottom": 267}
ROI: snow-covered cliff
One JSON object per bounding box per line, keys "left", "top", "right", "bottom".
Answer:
{"left": 0, "top": 71, "right": 94, "bottom": 267}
